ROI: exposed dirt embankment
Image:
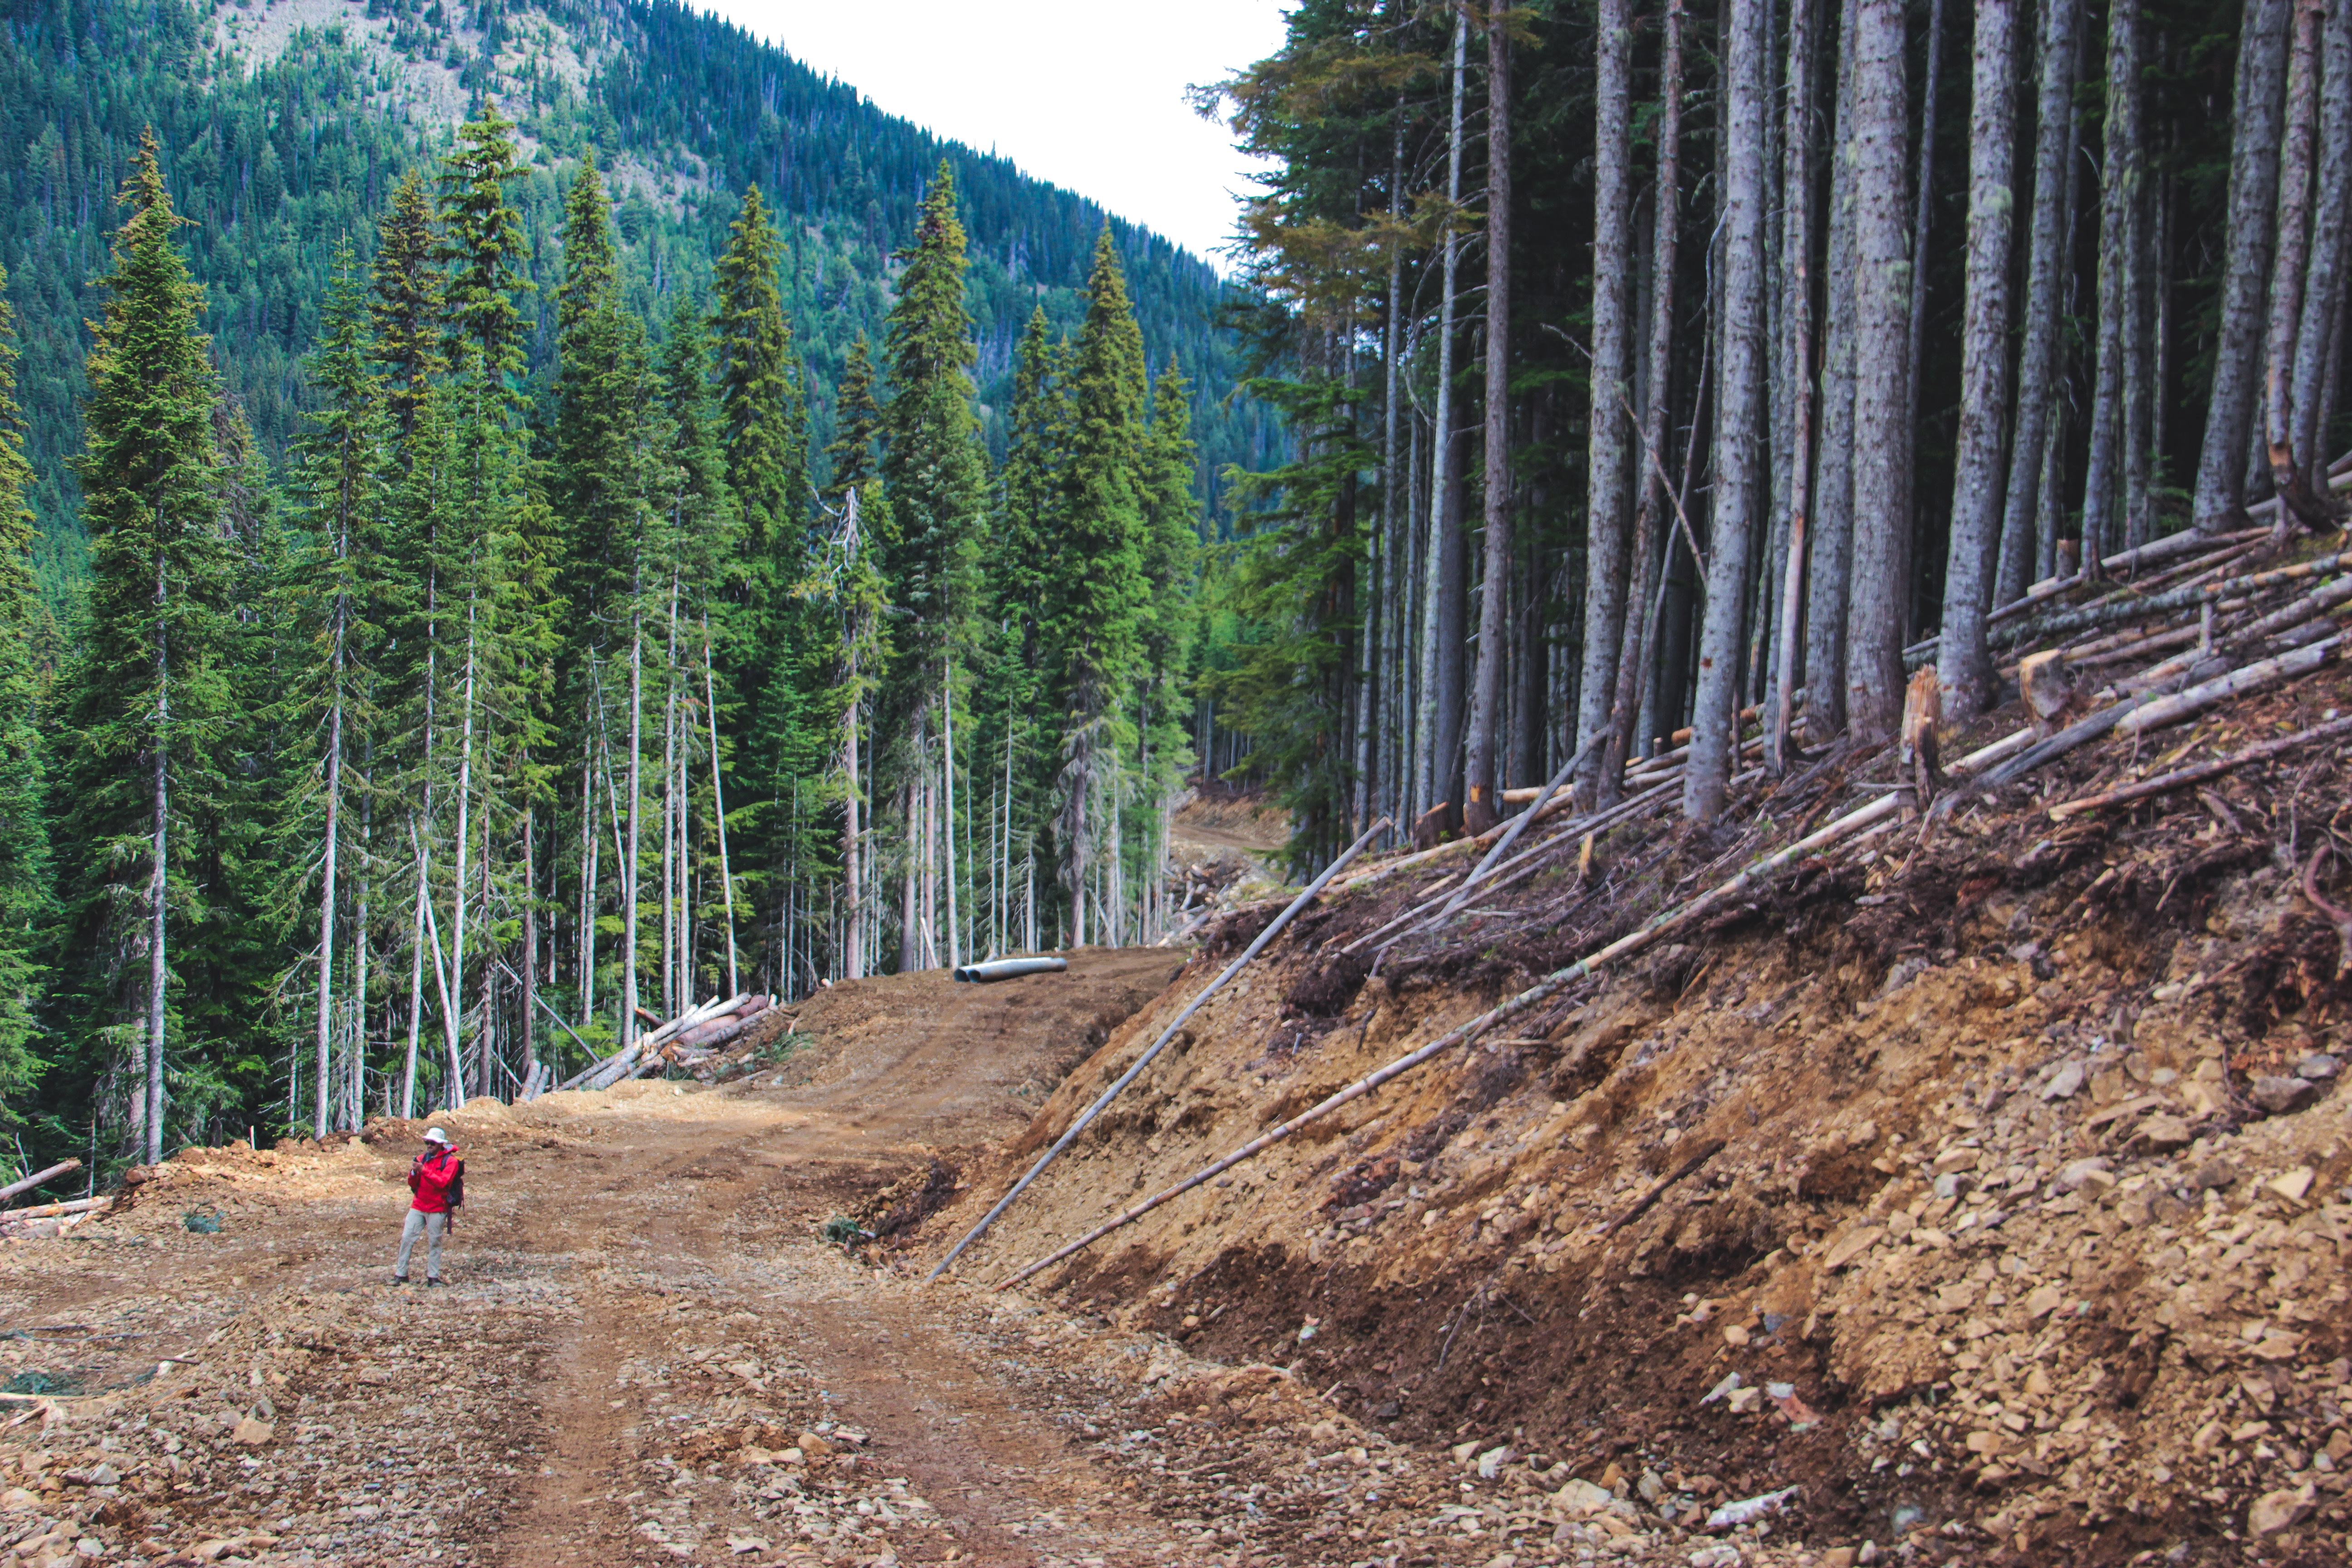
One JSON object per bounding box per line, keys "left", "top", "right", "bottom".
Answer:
{"left": 924, "top": 671, "right": 2352, "bottom": 1567}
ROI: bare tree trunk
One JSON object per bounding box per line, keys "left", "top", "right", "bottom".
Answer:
{"left": 445, "top": 602, "right": 476, "bottom": 1107}
{"left": 1576, "top": 0, "right": 1636, "bottom": 805}
{"left": 2267, "top": 0, "right": 2332, "bottom": 529}
{"left": 313, "top": 648, "right": 343, "bottom": 1137}
{"left": 1940, "top": 0, "right": 2021, "bottom": 718}
{"left": 1904, "top": 0, "right": 1951, "bottom": 465}
{"left": 2294, "top": 0, "right": 2352, "bottom": 485}
{"left": 2080, "top": 0, "right": 2143, "bottom": 569}
{"left": 1464, "top": 15, "right": 1513, "bottom": 836}
{"left": 1846, "top": 0, "right": 1912, "bottom": 743}
{"left": 621, "top": 591, "right": 642, "bottom": 1053}
{"left": 146, "top": 561, "right": 167, "bottom": 1164}
{"left": 701, "top": 619, "right": 737, "bottom": 993}
{"left": 1604, "top": 0, "right": 1686, "bottom": 784}
{"left": 1687, "top": 0, "right": 1770, "bottom": 819}
{"left": 1770, "top": 0, "right": 1821, "bottom": 771}
{"left": 2193, "top": 0, "right": 2291, "bottom": 533}
{"left": 1805, "top": 0, "right": 1862, "bottom": 740}
{"left": 1415, "top": 5, "right": 1470, "bottom": 829}
{"left": 942, "top": 673, "right": 960, "bottom": 968}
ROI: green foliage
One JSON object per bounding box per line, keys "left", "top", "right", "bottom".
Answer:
{"left": 0, "top": 265, "right": 49, "bottom": 1115}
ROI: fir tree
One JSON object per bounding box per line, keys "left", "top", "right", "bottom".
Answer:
{"left": 284, "top": 243, "right": 391, "bottom": 1135}
{"left": 880, "top": 161, "right": 988, "bottom": 969}
{"left": 826, "top": 333, "right": 884, "bottom": 500}
{"left": 58, "top": 132, "right": 234, "bottom": 1163}
{"left": 369, "top": 171, "right": 445, "bottom": 440}
{"left": 1045, "top": 230, "right": 1150, "bottom": 944}
{"left": 436, "top": 106, "right": 534, "bottom": 382}
{"left": 711, "top": 187, "right": 808, "bottom": 553}
{"left": 0, "top": 265, "right": 49, "bottom": 1118}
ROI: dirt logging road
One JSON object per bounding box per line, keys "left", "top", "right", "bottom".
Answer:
{"left": 0, "top": 947, "right": 1667, "bottom": 1568}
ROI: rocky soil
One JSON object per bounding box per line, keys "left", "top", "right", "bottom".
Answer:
{"left": 916, "top": 669, "right": 2352, "bottom": 1568}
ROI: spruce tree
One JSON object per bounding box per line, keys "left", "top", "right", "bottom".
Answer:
{"left": 825, "top": 333, "right": 884, "bottom": 500}
{"left": 58, "top": 132, "right": 233, "bottom": 1163}
{"left": 369, "top": 171, "right": 445, "bottom": 440}
{"left": 436, "top": 106, "right": 534, "bottom": 384}
{"left": 1044, "top": 230, "right": 1150, "bottom": 944}
{"left": 880, "top": 161, "right": 987, "bottom": 968}
{"left": 284, "top": 243, "right": 391, "bottom": 1134}
{"left": 0, "top": 265, "right": 48, "bottom": 1116}
{"left": 711, "top": 187, "right": 808, "bottom": 553}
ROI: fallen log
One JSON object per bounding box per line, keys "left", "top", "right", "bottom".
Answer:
{"left": 2113, "top": 636, "right": 2342, "bottom": 738}
{"left": 996, "top": 731, "right": 2038, "bottom": 1289}
{"left": 1991, "top": 549, "right": 2352, "bottom": 652}
{"left": 1418, "top": 727, "right": 1613, "bottom": 932}
{"left": 2047, "top": 713, "right": 2352, "bottom": 820}
{"left": 0, "top": 1196, "right": 113, "bottom": 1223}
{"left": 0, "top": 1161, "right": 81, "bottom": 1204}
{"left": 927, "top": 817, "right": 1388, "bottom": 1284}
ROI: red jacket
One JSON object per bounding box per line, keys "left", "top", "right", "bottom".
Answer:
{"left": 409, "top": 1145, "right": 464, "bottom": 1215}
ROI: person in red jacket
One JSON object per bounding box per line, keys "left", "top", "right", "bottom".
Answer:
{"left": 392, "top": 1127, "right": 464, "bottom": 1286}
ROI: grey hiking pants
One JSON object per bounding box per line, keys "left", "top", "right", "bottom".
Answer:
{"left": 396, "top": 1209, "right": 447, "bottom": 1280}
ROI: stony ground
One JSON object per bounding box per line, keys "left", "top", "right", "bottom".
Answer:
{"left": 0, "top": 949, "right": 1852, "bottom": 1568}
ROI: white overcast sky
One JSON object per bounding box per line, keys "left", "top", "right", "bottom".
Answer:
{"left": 691, "top": 0, "right": 1292, "bottom": 268}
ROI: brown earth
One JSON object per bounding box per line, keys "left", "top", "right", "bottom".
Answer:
{"left": 917, "top": 668, "right": 2352, "bottom": 1568}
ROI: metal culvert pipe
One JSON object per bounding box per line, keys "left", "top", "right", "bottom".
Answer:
{"left": 953, "top": 956, "right": 1069, "bottom": 983}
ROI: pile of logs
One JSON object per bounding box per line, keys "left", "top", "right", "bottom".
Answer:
{"left": 544, "top": 992, "right": 780, "bottom": 1097}
{"left": 0, "top": 1159, "right": 108, "bottom": 1242}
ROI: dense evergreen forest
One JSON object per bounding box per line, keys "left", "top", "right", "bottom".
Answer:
{"left": 1201, "top": 0, "right": 2352, "bottom": 869}
{"left": 0, "top": 0, "right": 1252, "bottom": 1170}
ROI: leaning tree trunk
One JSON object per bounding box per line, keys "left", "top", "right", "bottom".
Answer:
{"left": 2192, "top": 0, "right": 2291, "bottom": 534}
{"left": 2293, "top": 0, "right": 2352, "bottom": 489}
{"left": 1938, "top": 0, "right": 2020, "bottom": 719}
{"left": 1805, "top": 0, "right": 1862, "bottom": 741}
{"left": 1463, "top": 15, "right": 1514, "bottom": 836}
{"left": 1575, "top": 0, "right": 1636, "bottom": 807}
{"left": 2267, "top": 0, "right": 2333, "bottom": 531}
{"left": 1604, "top": 0, "right": 1685, "bottom": 781}
{"left": 2079, "top": 0, "right": 2143, "bottom": 571}
{"left": 1413, "top": 5, "right": 1469, "bottom": 829}
{"left": 1686, "top": 0, "right": 1770, "bottom": 820}
{"left": 1845, "top": 0, "right": 1912, "bottom": 744}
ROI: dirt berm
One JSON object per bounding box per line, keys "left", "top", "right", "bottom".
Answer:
{"left": 919, "top": 668, "right": 2352, "bottom": 1567}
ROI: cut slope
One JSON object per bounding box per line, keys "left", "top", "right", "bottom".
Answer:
{"left": 921, "top": 662, "right": 2352, "bottom": 1566}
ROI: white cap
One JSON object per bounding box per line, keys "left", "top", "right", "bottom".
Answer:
{"left": 423, "top": 1127, "right": 450, "bottom": 1144}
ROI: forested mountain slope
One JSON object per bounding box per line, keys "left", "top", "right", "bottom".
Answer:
{"left": 0, "top": 0, "right": 1274, "bottom": 598}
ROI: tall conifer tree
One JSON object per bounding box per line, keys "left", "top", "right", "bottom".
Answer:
{"left": 59, "top": 132, "right": 232, "bottom": 1162}
{"left": 0, "top": 265, "right": 47, "bottom": 1114}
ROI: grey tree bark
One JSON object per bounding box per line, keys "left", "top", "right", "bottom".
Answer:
{"left": 1574, "top": 0, "right": 1636, "bottom": 807}
{"left": 1937, "top": 0, "right": 2019, "bottom": 719}
{"left": 1769, "top": 0, "right": 1820, "bottom": 771}
{"left": 2293, "top": 0, "right": 2352, "bottom": 485}
{"left": 2192, "top": 0, "right": 2290, "bottom": 533}
{"left": 1413, "top": 5, "right": 1468, "bottom": 828}
{"left": 1804, "top": 0, "right": 1861, "bottom": 740}
{"left": 1686, "top": 0, "right": 1770, "bottom": 820}
{"left": 2079, "top": 0, "right": 2143, "bottom": 569}
{"left": 1904, "top": 0, "right": 1950, "bottom": 468}
{"left": 2292, "top": 0, "right": 2352, "bottom": 487}
{"left": 2267, "top": 0, "right": 2334, "bottom": 529}
{"left": 1845, "top": 0, "right": 1912, "bottom": 743}
{"left": 1603, "top": 0, "right": 1686, "bottom": 784}
{"left": 1464, "top": 14, "right": 1514, "bottom": 835}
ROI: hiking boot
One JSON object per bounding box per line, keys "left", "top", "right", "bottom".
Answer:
{"left": 425, "top": 1278, "right": 447, "bottom": 1288}
{"left": 389, "top": 1276, "right": 409, "bottom": 1287}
